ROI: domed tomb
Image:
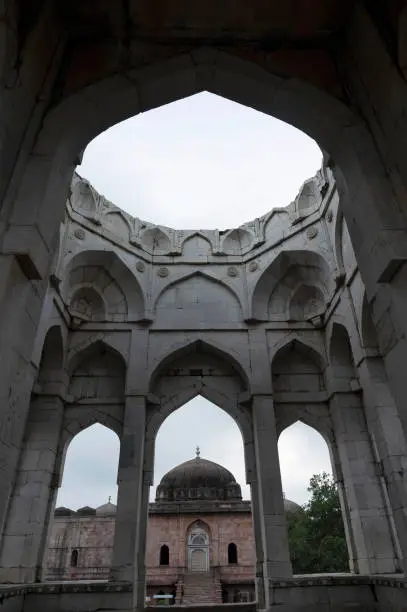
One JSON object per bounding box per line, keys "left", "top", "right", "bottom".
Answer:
{"left": 96, "top": 497, "right": 117, "bottom": 516}
{"left": 156, "top": 448, "right": 242, "bottom": 502}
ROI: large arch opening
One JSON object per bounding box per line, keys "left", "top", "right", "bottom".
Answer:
{"left": 278, "top": 422, "right": 349, "bottom": 574}
{"left": 272, "top": 339, "right": 350, "bottom": 575}
{"left": 46, "top": 424, "right": 120, "bottom": 581}
{"left": 78, "top": 92, "right": 322, "bottom": 230}
{"left": 146, "top": 396, "right": 255, "bottom": 606}
{"left": 11, "top": 47, "right": 395, "bottom": 293}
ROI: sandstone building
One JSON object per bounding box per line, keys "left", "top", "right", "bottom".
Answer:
{"left": 46, "top": 451, "right": 299, "bottom": 604}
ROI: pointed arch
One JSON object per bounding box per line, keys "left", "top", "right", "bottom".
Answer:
{"left": 37, "top": 325, "right": 65, "bottom": 378}
{"left": 222, "top": 228, "right": 253, "bottom": 254}
{"left": 146, "top": 384, "right": 253, "bottom": 457}
{"left": 159, "top": 544, "right": 169, "bottom": 566}
{"left": 153, "top": 270, "right": 243, "bottom": 320}
{"left": 272, "top": 338, "right": 326, "bottom": 394}
{"left": 140, "top": 227, "right": 171, "bottom": 253}
{"left": 251, "top": 250, "right": 333, "bottom": 321}
{"left": 360, "top": 293, "right": 379, "bottom": 350}
{"left": 187, "top": 518, "right": 211, "bottom": 538}
{"left": 149, "top": 338, "right": 249, "bottom": 392}
{"left": 67, "top": 338, "right": 127, "bottom": 377}
{"left": 103, "top": 210, "right": 132, "bottom": 242}
{"left": 270, "top": 335, "right": 326, "bottom": 370}
{"left": 329, "top": 322, "right": 356, "bottom": 370}
{"left": 61, "top": 249, "right": 145, "bottom": 320}
{"left": 228, "top": 542, "right": 238, "bottom": 564}
{"left": 181, "top": 232, "right": 213, "bottom": 257}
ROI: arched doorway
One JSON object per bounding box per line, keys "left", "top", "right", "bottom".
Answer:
{"left": 188, "top": 524, "right": 210, "bottom": 573}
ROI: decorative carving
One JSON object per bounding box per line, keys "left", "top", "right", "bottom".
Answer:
{"left": 73, "top": 228, "right": 85, "bottom": 240}
{"left": 248, "top": 261, "right": 258, "bottom": 272}
{"left": 157, "top": 267, "right": 169, "bottom": 278}
{"left": 306, "top": 227, "right": 318, "bottom": 240}
{"left": 136, "top": 261, "right": 145, "bottom": 273}
{"left": 227, "top": 266, "right": 239, "bottom": 277}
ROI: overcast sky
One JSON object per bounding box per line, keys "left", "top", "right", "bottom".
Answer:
{"left": 56, "top": 92, "right": 330, "bottom": 511}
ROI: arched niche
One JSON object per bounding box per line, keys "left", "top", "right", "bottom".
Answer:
{"left": 187, "top": 521, "right": 210, "bottom": 573}
{"left": 289, "top": 285, "right": 325, "bottom": 321}
{"left": 294, "top": 177, "right": 321, "bottom": 219}
{"left": 252, "top": 250, "right": 332, "bottom": 321}
{"left": 70, "top": 286, "right": 106, "bottom": 321}
{"left": 181, "top": 233, "right": 212, "bottom": 258}
{"left": 61, "top": 250, "right": 144, "bottom": 321}
{"left": 360, "top": 295, "right": 379, "bottom": 350}
{"left": 154, "top": 272, "right": 243, "bottom": 327}
{"left": 68, "top": 341, "right": 126, "bottom": 402}
{"left": 272, "top": 339, "right": 326, "bottom": 394}
{"left": 222, "top": 228, "right": 253, "bottom": 254}
{"left": 328, "top": 322, "right": 357, "bottom": 383}
{"left": 140, "top": 227, "right": 171, "bottom": 254}
{"left": 36, "top": 325, "right": 65, "bottom": 384}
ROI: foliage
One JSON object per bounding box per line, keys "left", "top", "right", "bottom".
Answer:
{"left": 287, "top": 472, "right": 349, "bottom": 574}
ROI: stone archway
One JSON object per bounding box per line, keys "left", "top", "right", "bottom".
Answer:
{"left": 187, "top": 524, "right": 210, "bottom": 573}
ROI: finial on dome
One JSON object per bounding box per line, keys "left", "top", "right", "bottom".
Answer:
{"left": 196, "top": 446, "right": 200, "bottom": 458}
{"left": 108, "top": 496, "right": 111, "bottom": 503}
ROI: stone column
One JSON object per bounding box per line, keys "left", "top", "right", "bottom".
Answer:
{"left": 0, "top": 256, "right": 42, "bottom": 540}
{"left": 358, "top": 354, "right": 407, "bottom": 573}
{"left": 328, "top": 376, "right": 398, "bottom": 574}
{"left": 251, "top": 394, "right": 291, "bottom": 609}
{"left": 110, "top": 396, "right": 150, "bottom": 611}
{"left": 0, "top": 370, "right": 67, "bottom": 582}
{"left": 329, "top": 438, "right": 359, "bottom": 573}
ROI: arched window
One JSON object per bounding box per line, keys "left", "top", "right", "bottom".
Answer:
{"left": 160, "top": 544, "right": 169, "bottom": 566}
{"left": 228, "top": 543, "right": 238, "bottom": 564}
{"left": 70, "top": 549, "right": 79, "bottom": 567}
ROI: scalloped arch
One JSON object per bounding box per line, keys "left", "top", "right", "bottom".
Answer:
{"left": 222, "top": 228, "right": 253, "bottom": 254}
{"left": 140, "top": 227, "right": 171, "bottom": 253}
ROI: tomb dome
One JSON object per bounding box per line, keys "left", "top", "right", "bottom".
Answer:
{"left": 156, "top": 450, "right": 242, "bottom": 502}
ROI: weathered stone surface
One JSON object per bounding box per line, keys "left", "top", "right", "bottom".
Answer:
{"left": 1, "top": 3, "right": 407, "bottom": 610}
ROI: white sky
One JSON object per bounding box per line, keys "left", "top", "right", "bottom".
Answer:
{"left": 56, "top": 92, "right": 331, "bottom": 511}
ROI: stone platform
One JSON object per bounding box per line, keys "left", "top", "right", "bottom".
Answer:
{"left": 0, "top": 575, "right": 406, "bottom": 612}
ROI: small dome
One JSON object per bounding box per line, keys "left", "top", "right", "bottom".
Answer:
{"left": 156, "top": 450, "right": 242, "bottom": 502}
{"left": 54, "top": 506, "right": 74, "bottom": 516}
{"left": 77, "top": 506, "right": 96, "bottom": 516}
{"left": 96, "top": 500, "right": 117, "bottom": 516}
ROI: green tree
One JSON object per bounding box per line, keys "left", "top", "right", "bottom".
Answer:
{"left": 287, "top": 472, "right": 349, "bottom": 574}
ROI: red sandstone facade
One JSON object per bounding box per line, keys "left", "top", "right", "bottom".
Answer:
{"left": 47, "top": 455, "right": 298, "bottom": 603}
